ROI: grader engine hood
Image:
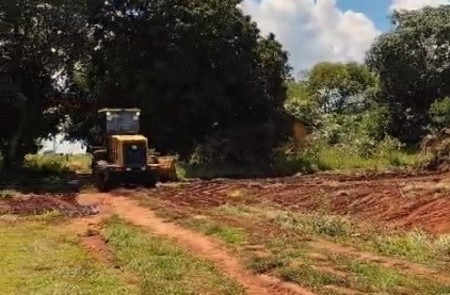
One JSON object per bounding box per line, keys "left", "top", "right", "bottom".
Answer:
{"left": 112, "top": 135, "right": 148, "bottom": 167}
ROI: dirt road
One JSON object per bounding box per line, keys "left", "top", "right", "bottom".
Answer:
{"left": 76, "top": 193, "right": 315, "bottom": 295}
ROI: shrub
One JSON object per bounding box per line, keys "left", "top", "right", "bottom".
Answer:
{"left": 23, "top": 154, "right": 70, "bottom": 175}
{"left": 429, "top": 97, "right": 450, "bottom": 132}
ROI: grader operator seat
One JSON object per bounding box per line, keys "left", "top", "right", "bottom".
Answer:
{"left": 91, "top": 108, "right": 161, "bottom": 191}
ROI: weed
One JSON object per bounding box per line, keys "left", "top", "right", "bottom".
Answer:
{"left": 369, "top": 230, "right": 435, "bottom": 263}
{"left": 436, "top": 235, "right": 450, "bottom": 256}
{"left": 247, "top": 255, "right": 287, "bottom": 274}
{"left": 270, "top": 211, "right": 353, "bottom": 239}
{"left": 216, "top": 204, "right": 260, "bottom": 217}
{"left": 32, "top": 210, "right": 64, "bottom": 222}
{"left": 346, "top": 260, "right": 403, "bottom": 292}
{"left": 277, "top": 265, "right": 342, "bottom": 291}
{"left": 313, "top": 190, "right": 331, "bottom": 213}
{"left": 23, "top": 154, "right": 92, "bottom": 175}
{"left": 0, "top": 189, "right": 18, "bottom": 199}
{"left": 175, "top": 165, "right": 187, "bottom": 180}
{"left": 334, "top": 257, "right": 450, "bottom": 295}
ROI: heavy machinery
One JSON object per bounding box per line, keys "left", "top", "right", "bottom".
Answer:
{"left": 90, "top": 108, "right": 177, "bottom": 191}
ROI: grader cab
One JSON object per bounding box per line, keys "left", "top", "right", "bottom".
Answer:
{"left": 90, "top": 108, "right": 176, "bottom": 191}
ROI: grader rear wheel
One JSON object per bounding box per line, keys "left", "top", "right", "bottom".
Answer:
{"left": 142, "top": 174, "right": 157, "bottom": 188}
{"left": 96, "top": 172, "right": 112, "bottom": 192}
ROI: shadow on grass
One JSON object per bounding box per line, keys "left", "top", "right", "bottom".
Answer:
{"left": 0, "top": 168, "right": 89, "bottom": 194}
{"left": 180, "top": 158, "right": 323, "bottom": 180}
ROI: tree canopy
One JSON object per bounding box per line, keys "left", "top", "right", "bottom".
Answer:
{"left": 306, "top": 62, "right": 377, "bottom": 114}
{"left": 0, "top": 0, "right": 87, "bottom": 169}
{"left": 0, "top": 0, "right": 291, "bottom": 168}
{"left": 367, "top": 5, "right": 450, "bottom": 143}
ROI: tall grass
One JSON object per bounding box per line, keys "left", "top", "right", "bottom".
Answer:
{"left": 304, "top": 146, "right": 418, "bottom": 171}
{"left": 23, "top": 154, "right": 92, "bottom": 175}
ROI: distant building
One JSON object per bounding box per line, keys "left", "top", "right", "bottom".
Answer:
{"left": 289, "top": 115, "right": 314, "bottom": 148}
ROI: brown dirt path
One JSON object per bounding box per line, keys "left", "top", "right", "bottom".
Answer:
{"left": 76, "top": 193, "right": 315, "bottom": 295}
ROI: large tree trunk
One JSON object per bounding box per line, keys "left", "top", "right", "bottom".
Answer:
{"left": 1, "top": 98, "right": 28, "bottom": 173}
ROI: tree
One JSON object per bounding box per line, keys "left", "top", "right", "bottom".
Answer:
{"left": 285, "top": 81, "right": 319, "bottom": 127}
{"left": 366, "top": 5, "right": 450, "bottom": 143}
{"left": 306, "top": 62, "right": 377, "bottom": 114}
{"left": 429, "top": 97, "right": 450, "bottom": 132}
{"left": 0, "top": 0, "right": 87, "bottom": 170}
{"left": 66, "top": 0, "right": 291, "bottom": 164}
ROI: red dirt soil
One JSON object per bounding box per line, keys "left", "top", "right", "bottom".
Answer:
{"left": 134, "top": 172, "right": 450, "bottom": 235}
{"left": 0, "top": 194, "right": 98, "bottom": 216}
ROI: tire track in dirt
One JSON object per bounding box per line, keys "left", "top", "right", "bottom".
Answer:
{"left": 76, "top": 193, "right": 315, "bottom": 295}
{"left": 136, "top": 173, "right": 450, "bottom": 234}
{"left": 65, "top": 211, "right": 142, "bottom": 291}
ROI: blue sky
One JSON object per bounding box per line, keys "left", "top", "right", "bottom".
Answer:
{"left": 337, "top": 0, "right": 392, "bottom": 31}
{"left": 241, "top": 0, "right": 449, "bottom": 75}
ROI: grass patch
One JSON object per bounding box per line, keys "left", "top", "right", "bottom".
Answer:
{"left": 370, "top": 230, "right": 433, "bottom": 263}
{"left": 185, "top": 218, "right": 247, "bottom": 246}
{"left": 24, "top": 154, "right": 92, "bottom": 175}
{"left": 253, "top": 206, "right": 450, "bottom": 266}
{"left": 311, "top": 147, "right": 417, "bottom": 171}
{"left": 246, "top": 255, "right": 288, "bottom": 274}
{"left": 276, "top": 265, "right": 342, "bottom": 292}
{"left": 346, "top": 260, "right": 404, "bottom": 292}
{"left": 368, "top": 230, "right": 450, "bottom": 265}
{"left": 104, "top": 216, "right": 244, "bottom": 295}
{"left": 335, "top": 256, "right": 450, "bottom": 295}
{"left": 216, "top": 204, "right": 261, "bottom": 217}
{"left": 0, "top": 189, "right": 19, "bottom": 199}
{"left": 269, "top": 211, "right": 354, "bottom": 239}
{"left": 204, "top": 203, "right": 450, "bottom": 274}
{"left": 0, "top": 219, "right": 135, "bottom": 295}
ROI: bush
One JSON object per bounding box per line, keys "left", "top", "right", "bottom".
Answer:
{"left": 429, "top": 97, "right": 450, "bottom": 132}
{"left": 22, "top": 154, "right": 91, "bottom": 176}
{"left": 298, "top": 104, "right": 414, "bottom": 170}
{"left": 24, "top": 154, "right": 70, "bottom": 175}
{"left": 310, "top": 107, "right": 394, "bottom": 159}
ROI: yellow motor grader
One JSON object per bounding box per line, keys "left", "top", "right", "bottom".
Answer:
{"left": 90, "top": 108, "right": 177, "bottom": 191}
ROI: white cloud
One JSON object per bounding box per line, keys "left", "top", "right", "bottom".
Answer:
{"left": 240, "top": 0, "right": 381, "bottom": 75}
{"left": 390, "top": 0, "right": 449, "bottom": 11}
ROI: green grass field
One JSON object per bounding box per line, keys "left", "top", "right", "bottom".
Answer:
{"left": 0, "top": 215, "right": 242, "bottom": 295}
